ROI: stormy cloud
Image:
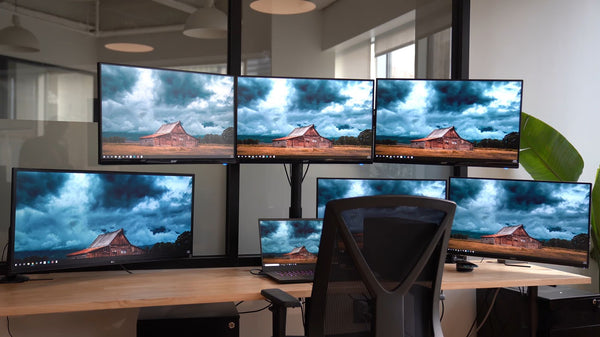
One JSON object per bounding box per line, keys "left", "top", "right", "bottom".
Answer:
{"left": 100, "top": 63, "right": 234, "bottom": 137}
{"left": 237, "top": 77, "right": 374, "bottom": 139}
{"left": 153, "top": 70, "right": 213, "bottom": 107}
{"left": 375, "top": 79, "right": 522, "bottom": 142}
{"left": 449, "top": 178, "right": 590, "bottom": 241}
{"left": 260, "top": 219, "right": 322, "bottom": 254}
{"left": 316, "top": 178, "right": 447, "bottom": 217}
{"left": 13, "top": 170, "right": 194, "bottom": 252}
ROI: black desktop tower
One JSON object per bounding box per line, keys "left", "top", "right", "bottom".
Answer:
{"left": 476, "top": 286, "right": 600, "bottom": 337}
{"left": 137, "top": 302, "right": 239, "bottom": 337}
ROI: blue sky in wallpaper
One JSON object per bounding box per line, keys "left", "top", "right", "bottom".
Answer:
{"left": 237, "top": 77, "right": 374, "bottom": 138}
{"left": 101, "top": 63, "right": 234, "bottom": 138}
{"left": 316, "top": 179, "right": 447, "bottom": 217}
{"left": 260, "top": 220, "right": 322, "bottom": 254}
{"left": 13, "top": 170, "right": 193, "bottom": 252}
{"left": 376, "top": 80, "right": 522, "bottom": 141}
{"left": 449, "top": 178, "right": 590, "bottom": 241}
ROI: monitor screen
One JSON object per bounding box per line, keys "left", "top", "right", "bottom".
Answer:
{"left": 7, "top": 168, "right": 194, "bottom": 275}
{"left": 448, "top": 177, "right": 591, "bottom": 267}
{"left": 98, "top": 63, "right": 236, "bottom": 164}
{"left": 259, "top": 218, "right": 322, "bottom": 266}
{"left": 236, "top": 76, "right": 374, "bottom": 163}
{"left": 316, "top": 177, "right": 447, "bottom": 218}
{"left": 374, "top": 79, "right": 523, "bottom": 167}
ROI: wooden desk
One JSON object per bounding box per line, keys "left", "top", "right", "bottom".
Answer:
{"left": 0, "top": 262, "right": 590, "bottom": 317}
{"left": 441, "top": 261, "right": 591, "bottom": 290}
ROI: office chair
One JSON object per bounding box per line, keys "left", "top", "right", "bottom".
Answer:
{"left": 262, "top": 195, "right": 456, "bottom": 337}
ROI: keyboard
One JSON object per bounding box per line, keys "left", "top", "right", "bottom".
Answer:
{"left": 265, "top": 269, "right": 314, "bottom": 283}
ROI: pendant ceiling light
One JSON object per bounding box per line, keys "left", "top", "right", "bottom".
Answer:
{"left": 183, "top": 0, "right": 227, "bottom": 39}
{"left": 104, "top": 42, "right": 154, "bottom": 53}
{"left": 250, "top": 0, "right": 316, "bottom": 15}
{"left": 0, "top": 14, "right": 40, "bottom": 53}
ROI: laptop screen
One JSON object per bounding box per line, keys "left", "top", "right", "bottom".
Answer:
{"left": 258, "top": 219, "right": 323, "bottom": 267}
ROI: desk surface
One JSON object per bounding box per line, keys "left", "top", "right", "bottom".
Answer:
{"left": 0, "top": 262, "right": 590, "bottom": 317}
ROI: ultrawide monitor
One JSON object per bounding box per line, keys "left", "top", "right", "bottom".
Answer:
{"left": 316, "top": 177, "right": 447, "bottom": 218}
{"left": 236, "top": 75, "right": 374, "bottom": 163}
{"left": 98, "top": 63, "right": 236, "bottom": 164}
{"left": 448, "top": 177, "right": 591, "bottom": 267}
{"left": 375, "top": 79, "right": 523, "bottom": 167}
{"left": 7, "top": 168, "right": 194, "bottom": 275}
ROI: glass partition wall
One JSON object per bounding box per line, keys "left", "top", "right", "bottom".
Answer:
{"left": 0, "top": 0, "right": 457, "bottom": 266}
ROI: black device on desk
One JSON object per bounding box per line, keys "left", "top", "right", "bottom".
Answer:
{"left": 455, "top": 260, "right": 478, "bottom": 272}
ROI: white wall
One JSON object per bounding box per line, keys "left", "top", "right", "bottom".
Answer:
{"left": 469, "top": 0, "right": 600, "bottom": 291}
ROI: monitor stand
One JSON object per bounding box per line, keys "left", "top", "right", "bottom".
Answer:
{"left": 288, "top": 163, "right": 303, "bottom": 218}
{"left": 0, "top": 273, "right": 30, "bottom": 283}
{"left": 498, "top": 259, "right": 531, "bottom": 268}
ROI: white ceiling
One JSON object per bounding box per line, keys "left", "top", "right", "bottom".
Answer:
{"left": 0, "top": 0, "right": 337, "bottom": 37}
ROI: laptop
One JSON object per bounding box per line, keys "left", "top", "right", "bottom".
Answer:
{"left": 258, "top": 218, "right": 323, "bottom": 283}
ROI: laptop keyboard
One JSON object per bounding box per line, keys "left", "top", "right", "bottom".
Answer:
{"left": 272, "top": 269, "right": 314, "bottom": 281}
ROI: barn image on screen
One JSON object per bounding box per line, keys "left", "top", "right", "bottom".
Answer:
{"left": 67, "top": 228, "right": 145, "bottom": 259}
{"left": 139, "top": 121, "right": 198, "bottom": 147}
{"left": 410, "top": 126, "right": 473, "bottom": 151}
{"left": 480, "top": 225, "right": 542, "bottom": 249}
{"left": 272, "top": 124, "right": 333, "bottom": 148}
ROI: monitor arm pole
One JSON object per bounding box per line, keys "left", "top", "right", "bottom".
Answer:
{"left": 289, "top": 163, "right": 303, "bottom": 218}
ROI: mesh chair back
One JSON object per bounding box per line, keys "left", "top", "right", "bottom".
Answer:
{"left": 307, "top": 195, "right": 456, "bottom": 337}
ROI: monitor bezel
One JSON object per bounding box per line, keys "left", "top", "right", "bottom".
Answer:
{"left": 374, "top": 78, "right": 523, "bottom": 168}
{"left": 235, "top": 75, "right": 375, "bottom": 164}
{"left": 447, "top": 176, "right": 591, "bottom": 268}
{"left": 6, "top": 167, "right": 195, "bottom": 275}
{"left": 97, "top": 62, "right": 237, "bottom": 165}
{"left": 315, "top": 177, "right": 449, "bottom": 218}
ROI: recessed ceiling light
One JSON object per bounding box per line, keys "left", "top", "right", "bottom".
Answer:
{"left": 104, "top": 42, "right": 154, "bottom": 53}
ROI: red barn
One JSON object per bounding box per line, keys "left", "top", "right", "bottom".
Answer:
{"left": 480, "top": 225, "right": 542, "bottom": 249}
{"left": 272, "top": 124, "right": 333, "bottom": 148}
{"left": 67, "top": 228, "right": 145, "bottom": 259}
{"left": 139, "top": 121, "right": 198, "bottom": 147}
{"left": 410, "top": 126, "right": 473, "bottom": 151}
{"left": 283, "top": 246, "right": 317, "bottom": 260}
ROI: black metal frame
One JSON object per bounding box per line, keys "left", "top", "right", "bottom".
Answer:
{"left": 0, "top": 0, "right": 471, "bottom": 274}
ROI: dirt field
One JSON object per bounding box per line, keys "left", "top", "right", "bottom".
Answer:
{"left": 448, "top": 238, "right": 588, "bottom": 265}
{"left": 376, "top": 144, "right": 518, "bottom": 161}
{"left": 237, "top": 145, "right": 371, "bottom": 157}
{"left": 103, "top": 143, "right": 234, "bottom": 157}
{"left": 263, "top": 256, "right": 318, "bottom": 264}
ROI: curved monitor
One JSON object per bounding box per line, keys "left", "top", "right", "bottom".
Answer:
{"left": 448, "top": 177, "right": 591, "bottom": 267}
{"left": 6, "top": 168, "right": 194, "bottom": 276}
{"left": 236, "top": 76, "right": 374, "bottom": 163}
{"left": 375, "top": 79, "right": 523, "bottom": 168}
{"left": 316, "top": 177, "right": 447, "bottom": 218}
{"left": 98, "top": 63, "right": 236, "bottom": 164}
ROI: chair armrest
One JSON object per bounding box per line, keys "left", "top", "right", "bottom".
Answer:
{"left": 261, "top": 288, "right": 302, "bottom": 337}
{"left": 261, "top": 288, "right": 301, "bottom": 307}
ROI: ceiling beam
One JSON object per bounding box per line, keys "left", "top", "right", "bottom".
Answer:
{"left": 0, "top": 2, "right": 95, "bottom": 35}
{"left": 151, "top": 0, "right": 196, "bottom": 14}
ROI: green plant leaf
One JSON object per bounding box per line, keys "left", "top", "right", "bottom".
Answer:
{"left": 519, "top": 112, "right": 584, "bottom": 182}
{"left": 590, "top": 167, "right": 600, "bottom": 264}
